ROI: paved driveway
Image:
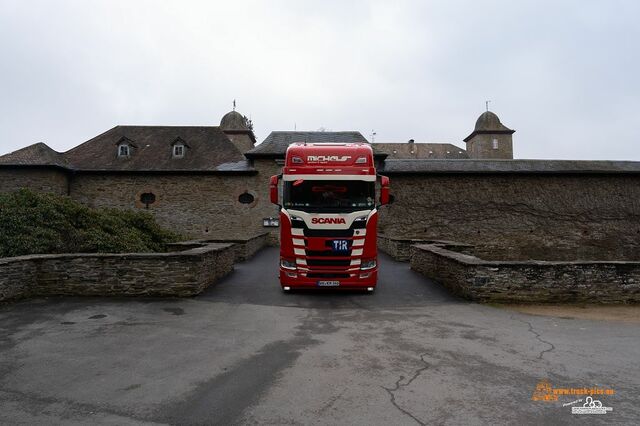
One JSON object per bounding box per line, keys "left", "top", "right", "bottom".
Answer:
{"left": 0, "top": 248, "right": 638, "bottom": 425}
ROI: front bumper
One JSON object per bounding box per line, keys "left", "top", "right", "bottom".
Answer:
{"left": 279, "top": 268, "right": 378, "bottom": 289}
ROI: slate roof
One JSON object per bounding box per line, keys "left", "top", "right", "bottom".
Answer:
{"left": 214, "top": 160, "right": 255, "bottom": 172}
{"left": 374, "top": 142, "right": 469, "bottom": 159}
{"left": 381, "top": 159, "right": 640, "bottom": 174}
{"left": 0, "top": 142, "right": 69, "bottom": 168}
{"left": 0, "top": 126, "right": 256, "bottom": 173}
{"left": 464, "top": 111, "right": 515, "bottom": 142}
{"left": 246, "top": 131, "right": 370, "bottom": 157}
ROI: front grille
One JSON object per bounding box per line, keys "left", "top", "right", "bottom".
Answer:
{"left": 307, "top": 273, "right": 350, "bottom": 279}
{"left": 306, "top": 250, "right": 352, "bottom": 257}
{"left": 304, "top": 228, "right": 354, "bottom": 238}
{"left": 306, "top": 258, "right": 351, "bottom": 267}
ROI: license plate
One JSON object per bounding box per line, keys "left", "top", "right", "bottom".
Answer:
{"left": 331, "top": 240, "right": 350, "bottom": 253}
{"left": 317, "top": 281, "right": 340, "bottom": 287}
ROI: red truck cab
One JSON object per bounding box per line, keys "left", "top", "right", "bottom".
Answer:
{"left": 270, "top": 143, "right": 390, "bottom": 291}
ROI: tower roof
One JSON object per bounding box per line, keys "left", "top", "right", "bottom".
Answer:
{"left": 464, "top": 110, "right": 515, "bottom": 142}
{"left": 220, "top": 110, "right": 249, "bottom": 132}
{"left": 474, "top": 111, "right": 512, "bottom": 132}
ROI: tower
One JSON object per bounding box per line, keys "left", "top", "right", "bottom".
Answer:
{"left": 463, "top": 111, "right": 515, "bottom": 159}
{"left": 220, "top": 109, "right": 256, "bottom": 154}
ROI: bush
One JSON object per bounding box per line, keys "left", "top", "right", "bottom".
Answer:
{"left": 0, "top": 189, "right": 181, "bottom": 257}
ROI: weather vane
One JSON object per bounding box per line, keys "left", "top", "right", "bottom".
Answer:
{"left": 485, "top": 100, "right": 491, "bottom": 111}
{"left": 233, "top": 99, "right": 236, "bottom": 111}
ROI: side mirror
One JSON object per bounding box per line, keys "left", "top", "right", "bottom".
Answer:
{"left": 379, "top": 175, "right": 390, "bottom": 205}
{"left": 269, "top": 175, "right": 280, "bottom": 205}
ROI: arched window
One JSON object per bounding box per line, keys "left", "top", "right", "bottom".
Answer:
{"left": 118, "top": 144, "right": 130, "bottom": 157}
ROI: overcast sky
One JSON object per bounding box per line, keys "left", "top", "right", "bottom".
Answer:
{"left": 1, "top": 0, "right": 638, "bottom": 160}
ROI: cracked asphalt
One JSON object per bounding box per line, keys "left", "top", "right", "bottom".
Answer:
{"left": 1, "top": 247, "right": 638, "bottom": 425}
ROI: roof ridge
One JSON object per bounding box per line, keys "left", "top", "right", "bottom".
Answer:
{"left": 268, "top": 130, "right": 364, "bottom": 134}
{"left": 114, "top": 125, "right": 221, "bottom": 128}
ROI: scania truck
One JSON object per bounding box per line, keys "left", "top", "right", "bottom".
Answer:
{"left": 269, "top": 142, "right": 390, "bottom": 291}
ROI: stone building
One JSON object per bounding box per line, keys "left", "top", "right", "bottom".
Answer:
{"left": 463, "top": 110, "right": 514, "bottom": 159}
{"left": 1, "top": 109, "right": 639, "bottom": 258}
{"left": 373, "top": 110, "right": 513, "bottom": 160}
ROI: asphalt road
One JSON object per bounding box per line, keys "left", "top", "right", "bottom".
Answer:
{"left": 0, "top": 247, "right": 638, "bottom": 425}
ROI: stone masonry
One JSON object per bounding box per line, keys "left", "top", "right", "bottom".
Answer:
{"left": 0, "top": 243, "right": 235, "bottom": 303}
{"left": 411, "top": 243, "right": 640, "bottom": 303}
{"left": 0, "top": 169, "right": 68, "bottom": 195}
{"left": 379, "top": 173, "right": 640, "bottom": 259}
{"left": 68, "top": 172, "right": 280, "bottom": 240}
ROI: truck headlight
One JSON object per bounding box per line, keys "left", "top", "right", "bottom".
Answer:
{"left": 280, "top": 258, "right": 297, "bottom": 270}
{"left": 354, "top": 215, "right": 367, "bottom": 222}
{"left": 360, "top": 259, "right": 376, "bottom": 270}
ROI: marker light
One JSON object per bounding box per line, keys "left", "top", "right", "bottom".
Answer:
{"left": 280, "top": 258, "right": 297, "bottom": 270}
{"left": 360, "top": 259, "right": 377, "bottom": 270}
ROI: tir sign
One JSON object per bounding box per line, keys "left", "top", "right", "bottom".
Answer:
{"left": 307, "top": 155, "right": 352, "bottom": 162}
{"left": 332, "top": 240, "right": 349, "bottom": 252}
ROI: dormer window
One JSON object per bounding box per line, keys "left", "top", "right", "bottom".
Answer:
{"left": 116, "top": 136, "right": 135, "bottom": 158}
{"left": 118, "top": 144, "right": 130, "bottom": 157}
{"left": 171, "top": 137, "right": 189, "bottom": 158}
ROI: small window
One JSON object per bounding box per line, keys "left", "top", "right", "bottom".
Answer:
{"left": 238, "top": 192, "right": 255, "bottom": 204}
{"left": 140, "top": 192, "right": 156, "bottom": 208}
{"left": 118, "top": 144, "right": 130, "bottom": 157}
{"left": 492, "top": 139, "right": 499, "bottom": 150}
{"left": 173, "top": 144, "right": 184, "bottom": 157}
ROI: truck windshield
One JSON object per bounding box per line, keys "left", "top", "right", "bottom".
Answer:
{"left": 283, "top": 179, "right": 375, "bottom": 212}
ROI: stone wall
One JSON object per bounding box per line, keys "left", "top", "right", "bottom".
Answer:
{"left": 380, "top": 174, "right": 640, "bottom": 259}
{"left": 411, "top": 243, "right": 640, "bottom": 303}
{"left": 0, "top": 243, "right": 234, "bottom": 303}
{"left": 0, "top": 162, "right": 283, "bottom": 245}
{"left": 0, "top": 168, "right": 69, "bottom": 195}
{"left": 378, "top": 235, "right": 438, "bottom": 261}
{"left": 169, "top": 232, "right": 270, "bottom": 262}
{"left": 3, "top": 164, "right": 639, "bottom": 261}
{"left": 215, "top": 232, "right": 269, "bottom": 261}
{"left": 69, "top": 171, "right": 281, "bottom": 240}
